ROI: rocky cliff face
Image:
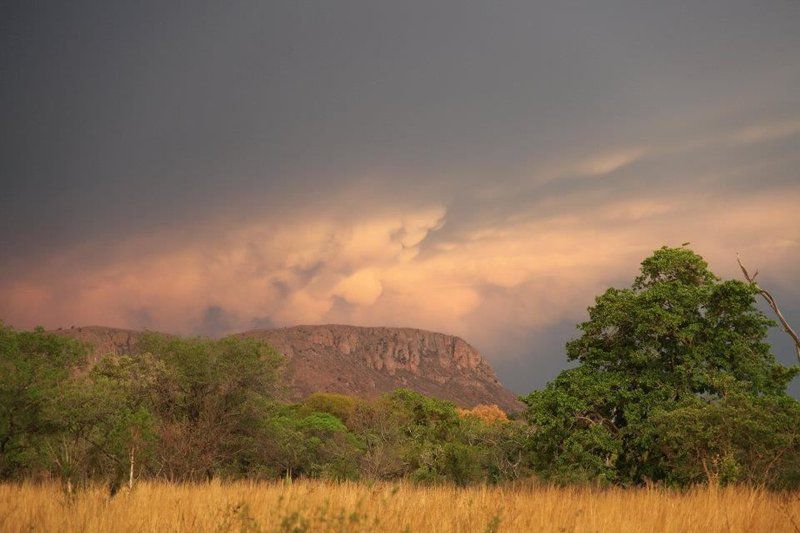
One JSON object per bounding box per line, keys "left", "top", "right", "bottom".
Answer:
{"left": 53, "top": 324, "right": 523, "bottom": 412}
{"left": 238, "top": 325, "right": 522, "bottom": 412}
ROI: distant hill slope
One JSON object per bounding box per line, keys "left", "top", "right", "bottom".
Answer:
{"left": 52, "top": 324, "right": 524, "bottom": 412}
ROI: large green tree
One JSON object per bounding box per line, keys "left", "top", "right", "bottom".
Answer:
{"left": 523, "top": 246, "right": 800, "bottom": 486}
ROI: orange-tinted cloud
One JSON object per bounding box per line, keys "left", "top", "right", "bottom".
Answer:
{"left": 1, "top": 184, "right": 798, "bottom": 364}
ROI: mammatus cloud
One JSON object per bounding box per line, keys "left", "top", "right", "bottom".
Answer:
{"left": 2, "top": 184, "right": 798, "bottom": 367}
{"left": 0, "top": 204, "right": 448, "bottom": 333}
{"left": 334, "top": 269, "right": 384, "bottom": 306}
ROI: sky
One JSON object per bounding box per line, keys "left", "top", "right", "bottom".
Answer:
{"left": 1, "top": 1, "right": 799, "bottom": 394}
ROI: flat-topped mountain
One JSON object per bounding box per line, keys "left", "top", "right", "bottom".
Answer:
{"left": 53, "top": 324, "right": 523, "bottom": 412}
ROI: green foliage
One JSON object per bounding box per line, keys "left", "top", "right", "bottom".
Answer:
{"left": 300, "top": 392, "right": 357, "bottom": 425}
{"left": 524, "top": 366, "right": 623, "bottom": 483}
{"left": 522, "top": 246, "right": 800, "bottom": 486}
{"left": 0, "top": 326, "right": 520, "bottom": 486}
{"left": 357, "top": 389, "right": 531, "bottom": 485}
{"left": 134, "top": 333, "right": 285, "bottom": 481}
{"left": 136, "top": 333, "right": 284, "bottom": 422}
{"left": 257, "top": 406, "right": 362, "bottom": 480}
{"left": 0, "top": 325, "right": 87, "bottom": 478}
{"left": 650, "top": 393, "right": 800, "bottom": 488}
{"left": 0, "top": 328, "right": 287, "bottom": 484}
{"left": 45, "top": 359, "right": 153, "bottom": 486}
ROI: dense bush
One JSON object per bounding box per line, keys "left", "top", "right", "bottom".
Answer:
{"left": 0, "top": 327, "right": 529, "bottom": 487}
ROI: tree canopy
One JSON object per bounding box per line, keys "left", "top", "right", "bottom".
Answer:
{"left": 523, "top": 246, "right": 800, "bottom": 486}
{"left": 0, "top": 326, "right": 530, "bottom": 488}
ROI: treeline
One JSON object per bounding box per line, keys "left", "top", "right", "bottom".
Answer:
{"left": 1, "top": 247, "right": 800, "bottom": 490}
{"left": 0, "top": 329, "right": 531, "bottom": 488}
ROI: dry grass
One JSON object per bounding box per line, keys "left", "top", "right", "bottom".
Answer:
{"left": 1, "top": 480, "right": 799, "bottom": 533}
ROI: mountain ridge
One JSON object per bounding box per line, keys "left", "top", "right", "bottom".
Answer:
{"left": 52, "top": 324, "right": 524, "bottom": 412}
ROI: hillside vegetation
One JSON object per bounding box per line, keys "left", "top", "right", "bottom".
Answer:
{"left": 52, "top": 324, "right": 523, "bottom": 412}
{"left": 1, "top": 247, "right": 799, "bottom": 493}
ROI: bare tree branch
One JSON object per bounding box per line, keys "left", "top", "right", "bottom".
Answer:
{"left": 737, "top": 253, "right": 800, "bottom": 363}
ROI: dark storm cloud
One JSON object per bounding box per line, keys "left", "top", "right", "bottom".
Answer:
{"left": 1, "top": 1, "right": 799, "bottom": 393}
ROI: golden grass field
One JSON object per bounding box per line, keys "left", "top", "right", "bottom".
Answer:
{"left": 1, "top": 480, "right": 799, "bottom": 533}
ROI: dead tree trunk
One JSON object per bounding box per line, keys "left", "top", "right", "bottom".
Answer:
{"left": 737, "top": 253, "right": 800, "bottom": 363}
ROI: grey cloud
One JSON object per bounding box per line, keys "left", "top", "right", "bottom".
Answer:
{"left": 3, "top": 1, "right": 799, "bottom": 255}
{"left": 486, "top": 320, "right": 580, "bottom": 395}
{"left": 271, "top": 280, "right": 292, "bottom": 299}
{"left": 197, "top": 305, "right": 234, "bottom": 338}
{"left": 291, "top": 262, "right": 326, "bottom": 285}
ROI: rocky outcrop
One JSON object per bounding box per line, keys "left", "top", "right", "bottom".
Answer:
{"left": 238, "top": 325, "right": 523, "bottom": 412}
{"left": 53, "top": 324, "right": 524, "bottom": 413}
